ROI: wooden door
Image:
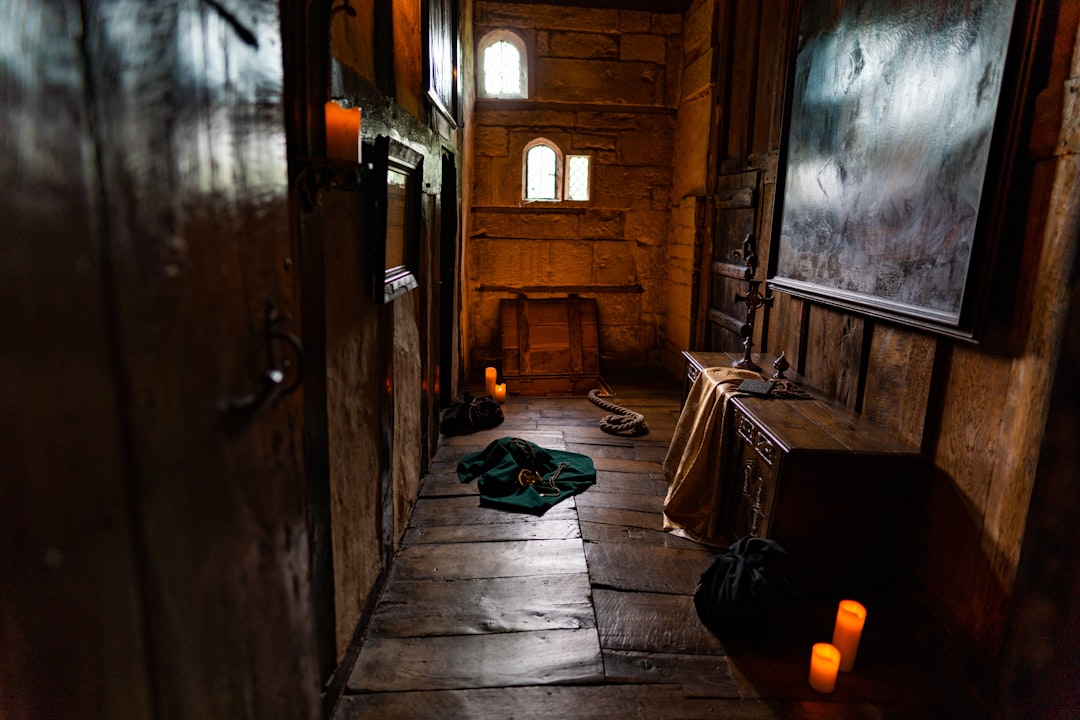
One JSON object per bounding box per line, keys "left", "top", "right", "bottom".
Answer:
{"left": 2, "top": 3, "right": 153, "bottom": 718}
{"left": 81, "top": 3, "right": 318, "bottom": 719}
{"left": 703, "top": 170, "right": 762, "bottom": 352}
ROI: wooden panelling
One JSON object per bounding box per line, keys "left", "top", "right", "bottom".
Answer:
{"left": 802, "top": 304, "right": 865, "bottom": 408}
{"left": 862, "top": 325, "right": 938, "bottom": 447}
{"left": 764, "top": 291, "right": 807, "bottom": 373}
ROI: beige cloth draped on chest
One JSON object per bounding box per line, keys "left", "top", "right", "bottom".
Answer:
{"left": 662, "top": 367, "right": 765, "bottom": 545}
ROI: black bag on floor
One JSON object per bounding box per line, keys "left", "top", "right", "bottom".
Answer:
{"left": 439, "top": 391, "right": 504, "bottom": 436}
{"left": 693, "top": 536, "right": 807, "bottom": 641}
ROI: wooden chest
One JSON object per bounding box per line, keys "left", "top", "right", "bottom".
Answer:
{"left": 683, "top": 351, "right": 923, "bottom": 597}
{"left": 500, "top": 296, "right": 600, "bottom": 395}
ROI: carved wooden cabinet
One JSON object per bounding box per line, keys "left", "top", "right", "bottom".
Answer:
{"left": 683, "top": 352, "right": 923, "bottom": 595}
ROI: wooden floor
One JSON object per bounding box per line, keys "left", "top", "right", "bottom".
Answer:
{"left": 334, "top": 371, "right": 990, "bottom": 719}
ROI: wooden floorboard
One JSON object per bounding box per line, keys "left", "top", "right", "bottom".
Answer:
{"left": 577, "top": 504, "right": 667, "bottom": 532}
{"left": 347, "top": 629, "right": 604, "bottom": 691}
{"left": 367, "top": 573, "right": 594, "bottom": 638}
{"left": 593, "top": 588, "right": 727, "bottom": 656}
{"left": 579, "top": 520, "right": 708, "bottom": 551}
{"left": 601, "top": 649, "right": 741, "bottom": 698}
{"left": 336, "top": 685, "right": 788, "bottom": 720}
{"left": 575, "top": 489, "right": 665, "bottom": 514}
{"left": 404, "top": 518, "right": 580, "bottom": 545}
{"left": 585, "top": 541, "right": 712, "bottom": 594}
{"left": 419, "top": 470, "right": 476, "bottom": 497}
{"left": 390, "top": 539, "right": 587, "bottom": 582}
{"left": 590, "top": 470, "right": 668, "bottom": 496}
{"left": 408, "top": 495, "right": 577, "bottom": 527}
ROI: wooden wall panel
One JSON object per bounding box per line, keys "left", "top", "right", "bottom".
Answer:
{"left": 801, "top": 305, "right": 864, "bottom": 408}
{"left": 763, "top": 290, "right": 805, "bottom": 372}
{"left": 322, "top": 191, "right": 385, "bottom": 662}
{"left": 862, "top": 325, "right": 937, "bottom": 448}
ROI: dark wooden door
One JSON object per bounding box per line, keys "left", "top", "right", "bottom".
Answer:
{"left": 439, "top": 150, "right": 459, "bottom": 408}
{"left": 2, "top": 3, "right": 153, "bottom": 718}
{"left": 704, "top": 170, "right": 761, "bottom": 352}
{"left": 81, "top": 3, "right": 319, "bottom": 719}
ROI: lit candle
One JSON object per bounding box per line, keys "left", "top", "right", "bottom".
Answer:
{"left": 324, "top": 100, "right": 361, "bottom": 162}
{"left": 485, "top": 367, "right": 497, "bottom": 397}
{"left": 494, "top": 383, "right": 507, "bottom": 403}
{"left": 832, "top": 599, "right": 867, "bottom": 672}
{"left": 808, "top": 642, "right": 841, "bottom": 693}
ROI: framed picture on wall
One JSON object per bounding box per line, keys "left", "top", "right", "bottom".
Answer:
{"left": 368, "top": 136, "right": 423, "bottom": 303}
{"left": 769, "top": 0, "right": 1034, "bottom": 339}
{"left": 424, "top": 0, "right": 460, "bottom": 126}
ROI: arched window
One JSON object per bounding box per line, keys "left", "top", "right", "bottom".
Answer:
{"left": 521, "top": 140, "right": 591, "bottom": 203}
{"left": 524, "top": 140, "right": 560, "bottom": 201}
{"left": 477, "top": 30, "right": 528, "bottom": 99}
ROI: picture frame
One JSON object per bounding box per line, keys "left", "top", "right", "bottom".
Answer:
{"left": 423, "top": 0, "right": 460, "bottom": 126}
{"left": 368, "top": 135, "right": 422, "bottom": 304}
{"left": 769, "top": 0, "right": 1032, "bottom": 339}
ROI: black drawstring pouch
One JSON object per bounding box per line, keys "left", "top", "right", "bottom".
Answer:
{"left": 439, "top": 391, "right": 504, "bottom": 436}
{"left": 693, "top": 536, "right": 808, "bottom": 643}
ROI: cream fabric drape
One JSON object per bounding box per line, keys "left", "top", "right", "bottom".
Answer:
{"left": 663, "top": 367, "right": 765, "bottom": 544}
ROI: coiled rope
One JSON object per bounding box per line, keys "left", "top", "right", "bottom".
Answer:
{"left": 587, "top": 389, "right": 649, "bottom": 436}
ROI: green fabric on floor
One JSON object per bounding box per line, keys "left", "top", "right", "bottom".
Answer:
{"left": 457, "top": 436, "right": 596, "bottom": 515}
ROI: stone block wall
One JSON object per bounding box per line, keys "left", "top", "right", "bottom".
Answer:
{"left": 466, "top": 2, "right": 683, "bottom": 374}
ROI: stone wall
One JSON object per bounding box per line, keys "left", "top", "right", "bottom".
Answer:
{"left": 466, "top": 2, "right": 683, "bottom": 375}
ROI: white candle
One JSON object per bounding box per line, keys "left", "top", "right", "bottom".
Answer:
{"left": 808, "top": 642, "right": 840, "bottom": 693}
{"left": 494, "top": 383, "right": 507, "bottom": 403}
{"left": 485, "top": 367, "right": 497, "bottom": 397}
{"left": 832, "top": 599, "right": 867, "bottom": 672}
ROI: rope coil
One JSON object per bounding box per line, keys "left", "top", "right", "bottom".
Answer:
{"left": 588, "top": 389, "right": 648, "bottom": 436}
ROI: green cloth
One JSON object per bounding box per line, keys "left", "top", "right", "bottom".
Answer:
{"left": 457, "top": 437, "right": 596, "bottom": 515}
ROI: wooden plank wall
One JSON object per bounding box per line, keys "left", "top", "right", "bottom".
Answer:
{"left": 704, "top": 0, "right": 1080, "bottom": 660}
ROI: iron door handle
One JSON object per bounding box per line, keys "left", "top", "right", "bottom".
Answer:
{"left": 226, "top": 303, "right": 303, "bottom": 415}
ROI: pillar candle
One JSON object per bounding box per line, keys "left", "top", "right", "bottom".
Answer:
{"left": 808, "top": 642, "right": 841, "bottom": 693}
{"left": 485, "top": 367, "right": 497, "bottom": 397}
{"left": 494, "top": 383, "right": 507, "bottom": 404}
{"left": 832, "top": 599, "right": 867, "bottom": 672}
{"left": 325, "top": 101, "right": 361, "bottom": 162}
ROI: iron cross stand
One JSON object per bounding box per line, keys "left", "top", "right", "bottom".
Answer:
{"left": 732, "top": 234, "right": 772, "bottom": 371}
